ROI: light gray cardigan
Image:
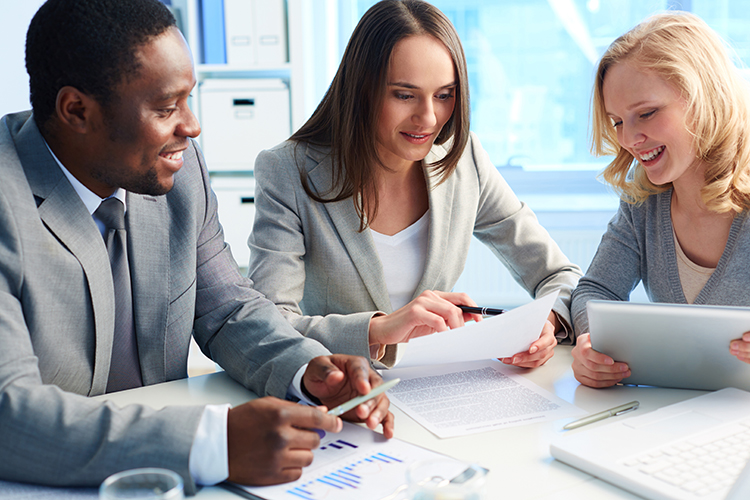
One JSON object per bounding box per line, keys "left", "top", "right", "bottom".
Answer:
{"left": 571, "top": 188, "right": 750, "bottom": 336}
{"left": 248, "top": 132, "right": 582, "bottom": 367}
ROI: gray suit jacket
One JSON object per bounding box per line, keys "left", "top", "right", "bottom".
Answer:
{"left": 0, "top": 112, "right": 330, "bottom": 492}
{"left": 248, "top": 132, "right": 582, "bottom": 368}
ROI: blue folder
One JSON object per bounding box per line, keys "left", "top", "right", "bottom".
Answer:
{"left": 200, "top": 0, "right": 227, "bottom": 64}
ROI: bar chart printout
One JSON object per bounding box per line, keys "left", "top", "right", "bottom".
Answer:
{"left": 232, "top": 422, "right": 470, "bottom": 500}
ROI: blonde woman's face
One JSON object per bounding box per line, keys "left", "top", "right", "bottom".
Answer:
{"left": 376, "top": 35, "right": 457, "bottom": 171}
{"left": 603, "top": 61, "right": 702, "bottom": 188}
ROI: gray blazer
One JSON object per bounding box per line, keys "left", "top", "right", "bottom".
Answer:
{"left": 248, "top": 132, "right": 582, "bottom": 367}
{"left": 0, "top": 112, "right": 329, "bottom": 492}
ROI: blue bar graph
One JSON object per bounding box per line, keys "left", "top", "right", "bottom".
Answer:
{"left": 285, "top": 451, "right": 404, "bottom": 499}
{"left": 320, "top": 439, "right": 359, "bottom": 451}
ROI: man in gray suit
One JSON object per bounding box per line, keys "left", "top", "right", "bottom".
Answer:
{"left": 0, "top": 0, "right": 393, "bottom": 494}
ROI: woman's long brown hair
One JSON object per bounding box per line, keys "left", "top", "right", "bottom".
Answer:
{"left": 291, "top": 0, "right": 470, "bottom": 231}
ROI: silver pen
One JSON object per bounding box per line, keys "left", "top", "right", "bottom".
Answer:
{"left": 327, "top": 378, "right": 400, "bottom": 416}
{"left": 563, "top": 401, "right": 640, "bottom": 430}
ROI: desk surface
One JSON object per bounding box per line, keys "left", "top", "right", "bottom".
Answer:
{"left": 86, "top": 346, "right": 705, "bottom": 499}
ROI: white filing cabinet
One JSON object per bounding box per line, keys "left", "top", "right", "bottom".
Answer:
{"left": 224, "top": 0, "right": 287, "bottom": 66}
{"left": 199, "top": 78, "right": 290, "bottom": 172}
{"left": 211, "top": 175, "right": 256, "bottom": 270}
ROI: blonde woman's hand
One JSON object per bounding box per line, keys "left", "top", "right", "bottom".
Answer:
{"left": 730, "top": 332, "right": 750, "bottom": 363}
{"left": 571, "top": 333, "right": 630, "bottom": 388}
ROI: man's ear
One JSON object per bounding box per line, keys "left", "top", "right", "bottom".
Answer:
{"left": 54, "top": 86, "right": 100, "bottom": 134}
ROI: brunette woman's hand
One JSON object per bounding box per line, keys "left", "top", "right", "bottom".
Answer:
{"left": 501, "top": 311, "right": 558, "bottom": 368}
{"left": 368, "top": 290, "right": 483, "bottom": 348}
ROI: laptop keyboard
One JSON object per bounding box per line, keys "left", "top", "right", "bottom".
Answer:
{"left": 622, "top": 420, "right": 750, "bottom": 497}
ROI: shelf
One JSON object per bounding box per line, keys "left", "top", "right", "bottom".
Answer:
{"left": 198, "top": 63, "right": 291, "bottom": 73}
{"left": 173, "top": 0, "right": 312, "bottom": 130}
{"left": 196, "top": 63, "right": 291, "bottom": 81}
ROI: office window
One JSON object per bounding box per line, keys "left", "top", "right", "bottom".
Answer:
{"left": 357, "top": 0, "right": 750, "bottom": 173}
{"left": 343, "top": 1, "right": 750, "bottom": 305}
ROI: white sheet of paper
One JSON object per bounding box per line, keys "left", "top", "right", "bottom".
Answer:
{"left": 382, "top": 359, "right": 584, "bottom": 438}
{"left": 394, "top": 290, "right": 559, "bottom": 369}
{"left": 231, "top": 422, "right": 470, "bottom": 500}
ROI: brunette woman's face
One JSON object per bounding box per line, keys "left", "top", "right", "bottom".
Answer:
{"left": 376, "top": 35, "right": 457, "bottom": 171}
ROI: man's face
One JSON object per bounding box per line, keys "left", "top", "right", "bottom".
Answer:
{"left": 86, "top": 27, "right": 200, "bottom": 197}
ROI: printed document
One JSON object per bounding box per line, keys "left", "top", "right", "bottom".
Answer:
{"left": 382, "top": 359, "right": 584, "bottom": 438}
{"left": 228, "top": 422, "right": 470, "bottom": 500}
{"left": 394, "top": 291, "right": 559, "bottom": 369}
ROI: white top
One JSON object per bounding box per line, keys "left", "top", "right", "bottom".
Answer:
{"left": 673, "top": 230, "right": 714, "bottom": 304}
{"left": 371, "top": 211, "right": 430, "bottom": 311}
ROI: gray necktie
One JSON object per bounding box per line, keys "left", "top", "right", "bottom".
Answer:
{"left": 95, "top": 198, "right": 143, "bottom": 392}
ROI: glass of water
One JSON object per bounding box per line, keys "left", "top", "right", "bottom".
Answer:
{"left": 99, "top": 468, "right": 184, "bottom": 500}
{"left": 407, "top": 458, "right": 487, "bottom": 500}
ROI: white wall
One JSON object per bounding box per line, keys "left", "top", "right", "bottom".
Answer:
{"left": 0, "top": 1, "right": 47, "bottom": 115}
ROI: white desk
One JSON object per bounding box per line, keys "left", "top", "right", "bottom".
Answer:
{"left": 89, "top": 346, "right": 707, "bottom": 499}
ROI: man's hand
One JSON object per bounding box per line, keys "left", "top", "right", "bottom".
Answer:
{"left": 302, "top": 355, "right": 395, "bottom": 438}
{"left": 226, "top": 397, "right": 341, "bottom": 485}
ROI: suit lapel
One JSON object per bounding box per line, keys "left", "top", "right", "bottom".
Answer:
{"left": 305, "top": 145, "right": 392, "bottom": 313}
{"left": 14, "top": 117, "right": 114, "bottom": 396}
{"left": 413, "top": 145, "right": 454, "bottom": 297}
{"left": 127, "top": 192, "right": 169, "bottom": 385}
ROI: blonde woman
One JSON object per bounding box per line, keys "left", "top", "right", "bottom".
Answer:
{"left": 571, "top": 12, "right": 750, "bottom": 388}
{"left": 248, "top": 0, "right": 581, "bottom": 368}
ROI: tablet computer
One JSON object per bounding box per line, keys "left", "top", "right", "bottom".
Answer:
{"left": 587, "top": 300, "right": 750, "bottom": 391}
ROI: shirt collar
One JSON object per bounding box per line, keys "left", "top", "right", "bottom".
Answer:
{"left": 44, "top": 140, "right": 127, "bottom": 214}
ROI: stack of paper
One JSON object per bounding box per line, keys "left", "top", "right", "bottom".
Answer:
{"left": 383, "top": 292, "right": 584, "bottom": 438}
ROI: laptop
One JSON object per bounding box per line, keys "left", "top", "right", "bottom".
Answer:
{"left": 551, "top": 388, "right": 750, "bottom": 500}
{"left": 587, "top": 300, "right": 750, "bottom": 391}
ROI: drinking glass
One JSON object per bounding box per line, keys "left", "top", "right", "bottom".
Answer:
{"left": 99, "top": 468, "right": 184, "bottom": 500}
{"left": 407, "top": 458, "right": 487, "bottom": 500}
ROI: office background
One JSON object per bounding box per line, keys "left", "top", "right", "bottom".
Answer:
{"left": 3, "top": 0, "right": 750, "bottom": 310}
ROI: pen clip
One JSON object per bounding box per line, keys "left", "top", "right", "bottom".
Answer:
{"left": 614, "top": 403, "right": 639, "bottom": 417}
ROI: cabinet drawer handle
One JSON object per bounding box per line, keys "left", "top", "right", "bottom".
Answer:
{"left": 233, "top": 99, "right": 255, "bottom": 106}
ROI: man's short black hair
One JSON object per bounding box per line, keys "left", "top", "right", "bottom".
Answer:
{"left": 26, "top": 0, "right": 176, "bottom": 133}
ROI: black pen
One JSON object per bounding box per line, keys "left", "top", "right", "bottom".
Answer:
{"left": 458, "top": 305, "right": 507, "bottom": 316}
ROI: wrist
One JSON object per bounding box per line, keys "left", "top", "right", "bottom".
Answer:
{"left": 300, "top": 378, "right": 322, "bottom": 406}
{"left": 368, "top": 312, "right": 386, "bottom": 346}
{"left": 369, "top": 343, "right": 387, "bottom": 361}
{"left": 548, "top": 311, "right": 562, "bottom": 333}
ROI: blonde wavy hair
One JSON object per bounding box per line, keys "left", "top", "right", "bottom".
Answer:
{"left": 592, "top": 11, "right": 750, "bottom": 212}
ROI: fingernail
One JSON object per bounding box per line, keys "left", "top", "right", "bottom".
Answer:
{"left": 512, "top": 357, "right": 519, "bottom": 364}
{"left": 529, "top": 346, "right": 538, "bottom": 354}
{"left": 605, "top": 358, "right": 614, "bottom": 365}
